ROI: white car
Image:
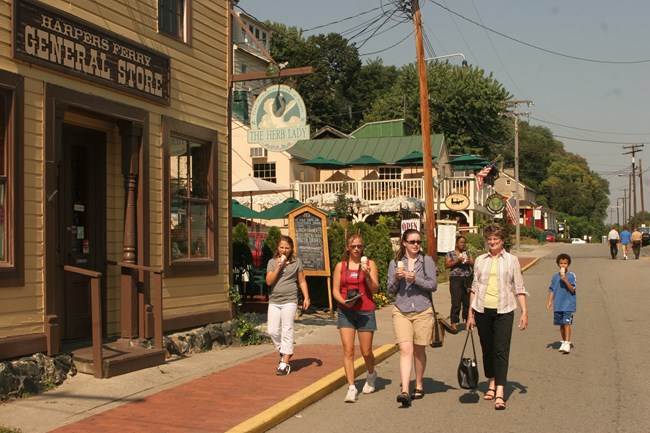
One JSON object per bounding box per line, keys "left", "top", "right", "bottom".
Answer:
{"left": 571, "top": 238, "right": 586, "bottom": 244}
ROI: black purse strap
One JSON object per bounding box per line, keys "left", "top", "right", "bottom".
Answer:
{"left": 461, "top": 329, "right": 477, "bottom": 360}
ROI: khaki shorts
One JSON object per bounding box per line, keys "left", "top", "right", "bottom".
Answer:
{"left": 392, "top": 305, "right": 434, "bottom": 346}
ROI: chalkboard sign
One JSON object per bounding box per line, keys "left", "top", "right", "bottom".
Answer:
{"left": 288, "top": 205, "right": 330, "bottom": 277}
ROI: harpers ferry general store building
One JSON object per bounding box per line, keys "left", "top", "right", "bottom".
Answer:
{"left": 0, "top": 0, "right": 233, "bottom": 375}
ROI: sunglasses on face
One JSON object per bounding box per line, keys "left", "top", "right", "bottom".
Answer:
{"left": 349, "top": 244, "right": 364, "bottom": 249}
{"left": 406, "top": 240, "right": 422, "bottom": 245}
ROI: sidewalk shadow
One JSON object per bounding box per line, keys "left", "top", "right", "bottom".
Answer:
{"left": 420, "top": 377, "right": 455, "bottom": 395}
{"left": 505, "top": 381, "right": 528, "bottom": 400}
{"left": 290, "top": 357, "right": 323, "bottom": 372}
{"left": 458, "top": 390, "right": 480, "bottom": 404}
{"left": 546, "top": 340, "right": 564, "bottom": 350}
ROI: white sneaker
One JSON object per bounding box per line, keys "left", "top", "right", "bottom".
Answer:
{"left": 276, "top": 361, "right": 291, "bottom": 376}
{"left": 558, "top": 341, "right": 565, "bottom": 352}
{"left": 563, "top": 342, "right": 571, "bottom": 354}
{"left": 344, "top": 385, "right": 358, "bottom": 403}
{"left": 362, "top": 370, "right": 377, "bottom": 394}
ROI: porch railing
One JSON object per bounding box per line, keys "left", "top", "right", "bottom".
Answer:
{"left": 295, "top": 177, "right": 491, "bottom": 211}
{"left": 63, "top": 265, "right": 104, "bottom": 378}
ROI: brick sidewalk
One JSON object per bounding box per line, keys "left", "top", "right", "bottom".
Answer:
{"left": 50, "top": 345, "right": 345, "bottom": 433}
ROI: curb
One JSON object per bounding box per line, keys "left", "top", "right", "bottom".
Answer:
{"left": 521, "top": 257, "right": 541, "bottom": 272}
{"left": 226, "top": 343, "right": 399, "bottom": 433}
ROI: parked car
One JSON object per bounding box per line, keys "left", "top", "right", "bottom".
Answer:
{"left": 544, "top": 230, "right": 556, "bottom": 242}
{"left": 571, "top": 238, "right": 586, "bottom": 244}
{"left": 639, "top": 227, "right": 650, "bottom": 247}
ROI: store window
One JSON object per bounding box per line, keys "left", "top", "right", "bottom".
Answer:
{"left": 164, "top": 117, "right": 217, "bottom": 275}
{"left": 0, "top": 71, "right": 23, "bottom": 287}
{"left": 253, "top": 163, "right": 276, "bottom": 183}
{"left": 379, "top": 167, "right": 402, "bottom": 180}
{"left": 159, "top": 0, "right": 190, "bottom": 41}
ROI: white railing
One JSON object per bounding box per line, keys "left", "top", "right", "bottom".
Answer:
{"left": 295, "top": 177, "right": 492, "bottom": 211}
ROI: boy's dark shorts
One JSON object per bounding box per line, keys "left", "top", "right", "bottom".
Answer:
{"left": 553, "top": 311, "right": 574, "bottom": 326}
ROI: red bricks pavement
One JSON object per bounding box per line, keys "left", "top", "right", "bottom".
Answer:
{"left": 50, "top": 345, "right": 345, "bottom": 433}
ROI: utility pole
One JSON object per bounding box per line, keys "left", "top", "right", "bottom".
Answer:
{"left": 504, "top": 99, "right": 532, "bottom": 252}
{"left": 639, "top": 159, "right": 646, "bottom": 225}
{"left": 622, "top": 188, "right": 627, "bottom": 226}
{"left": 410, "top": 0, "right": 436, "bottom": 258}
{"left": 628, "top": 173, "right": 632, "bottom": 226}
{"left": 622, "top": 144, "right": 643, "bottom": 227}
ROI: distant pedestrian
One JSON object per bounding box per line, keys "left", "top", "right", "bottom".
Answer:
{"left": 387, "top": 229, "right": 437, "bottom": 407}
{"left": 620, "top": 226, "right": 632, "bottom": 260}
{"left": 546, "top": 253, "right": 577, "bottom": 354}
{"left": 444, "top": 236, "right": 474, "bottom": 332}
{"left": 265, "top": 235, "right": 310, "bottom": 376}
{"left": 631, "top": 227, "right": 643, "bottom": 259}
{"left": 467, "top": 223, "right": 528, "bottom": 411}
{"left": 332, "top": 234, "right": 380, "bottom": 403}
{"left": 607, "top": 226, "right": 620, "bottom": 259}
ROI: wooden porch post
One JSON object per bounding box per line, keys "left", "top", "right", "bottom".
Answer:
{"left": 119, "top": 122, "right": 142, "bottom": 338}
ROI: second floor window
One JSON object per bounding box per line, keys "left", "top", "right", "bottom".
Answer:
{"left": 254, "top": 163, "right": 276, "bottom": 183}
{"left": 159, "top": 0, "right": 185, "bottom": 40}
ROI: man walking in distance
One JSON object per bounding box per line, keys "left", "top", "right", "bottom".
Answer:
{"left": 607, "top": 226, "right": 620, "bottom": 259}
{"left": 631, "top": 227, "right": 643, "bottom": 259}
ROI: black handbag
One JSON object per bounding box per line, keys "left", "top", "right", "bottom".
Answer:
{"left": 457, "top": 330, "right": 479, "bottom": 389}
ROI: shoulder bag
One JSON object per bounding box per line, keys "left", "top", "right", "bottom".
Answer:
{"left": 457, "top": 330, "right": 479, "bottom": 389}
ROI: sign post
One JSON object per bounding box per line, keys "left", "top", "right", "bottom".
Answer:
{"left": 287, "top": 205, "right": 332, "bottom": 316}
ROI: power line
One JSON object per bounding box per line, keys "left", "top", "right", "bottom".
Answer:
{"left": 530, "top": 116, "right": 650, "bottom": 136}
{"left": 553, "top": 135, "right": 647, "bottom": 145}
{"left": 301, "top": 6, "right": 384, "bottom": 33}
{"left": 428, "top": 0, "right": 650, "bottom": 64}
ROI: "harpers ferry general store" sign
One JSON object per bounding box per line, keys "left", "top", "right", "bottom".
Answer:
{"left": 13, "top": 0, "right": 171, "bottom": 105}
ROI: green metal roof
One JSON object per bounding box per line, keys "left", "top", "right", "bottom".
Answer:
{"left": 287, "top": 134, "right": 445, "bottom": 165}
{"left": 351, "top": 119, "right": 414, "bottom": 138}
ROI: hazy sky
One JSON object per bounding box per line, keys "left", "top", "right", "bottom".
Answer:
{"left": 238, "top": 0, "right": 650, "bottom": 222}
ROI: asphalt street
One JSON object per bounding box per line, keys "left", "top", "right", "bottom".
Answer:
{"left": 270, "top": 243, "right": 650, "bottom": 433}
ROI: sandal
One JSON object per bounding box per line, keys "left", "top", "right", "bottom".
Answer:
{"left": 411, "top": 389, "right": 424, "bottom": 399}
{"left": 396, "top": 392, "right": 411, "bottom": 407}
{"left": 494, "top": 396, "right": 506, "bottom": 410}
{"left": 483, "top": 388, "right": 496, "bottom": 400}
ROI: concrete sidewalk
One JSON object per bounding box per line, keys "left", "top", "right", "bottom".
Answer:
{"left": 0, "top": 249, "right": 544, "bottom": 433}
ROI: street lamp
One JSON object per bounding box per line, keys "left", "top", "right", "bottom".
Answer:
{"left": 424, "top": 52, "right": 468, "bottom": 68}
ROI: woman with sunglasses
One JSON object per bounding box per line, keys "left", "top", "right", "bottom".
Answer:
{"left": 332, "top": 234, "right": 380, "bottom": 403}
{"left": 387, "top": 229, "right": 437, "bottom": 407}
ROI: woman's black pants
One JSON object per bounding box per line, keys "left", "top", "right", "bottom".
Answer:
{"left": 474, "top": 308, "right": 514, "bottom": 387}
{"left": 449, "top": 276, "right": 471, "bottom": 324}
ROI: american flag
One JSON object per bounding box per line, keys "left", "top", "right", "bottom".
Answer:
{"left": 505, "top": 195, "right": 518, "bottom": 223}
{"left": 475, "top": 164, "right": 493, "bottom": 191}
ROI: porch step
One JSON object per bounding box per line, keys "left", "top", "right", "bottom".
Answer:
{"left": 70, "top": 339, "right": 166, "bottom": 378}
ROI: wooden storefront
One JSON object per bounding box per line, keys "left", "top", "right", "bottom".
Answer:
{"left": 0, "top": 0, "right": 233, "bottom": 375}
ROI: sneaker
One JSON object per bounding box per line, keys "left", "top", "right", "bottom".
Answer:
{"left": 563, "top": 342, "right": 571, "bottom": 354}
{"left": 344, "top": 386, "right": 358, "bottom": 403}
{"left": 276, "top": 361, "right": 291, "bottom": 375}
{"left": 558, "top": 341, "right": 565, "bottom": 352}
{"left": 362, "top": 370, "right": 378, "bottom": 394}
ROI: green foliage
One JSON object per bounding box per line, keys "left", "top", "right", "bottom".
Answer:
{"left": 327, "top": 222, "right": 346, "bottom": 273}
{"left": 232, "top": 222, "right": 252, "bottom": 267}
{"left": 463, "top": 233, "right": 486, "bottom": 255}
{"left": 376, "top": 214, "right": 399, "bottom": 229}
{"left": 228, "top": 284, "right": 243, "bottom": 313}
{"left": 262, "top": 226, "right": 282, "bottom": 267}
{"left": 519, "top": 225, "right": 543, "bottom": 239}
{"left": 365, "top": 62, "right": 511, "bottom": 155}
{"left": 234, "top": 313, "right": 266, "bottom": 346}
{"left": 333, "top": 178, "right": 352, "bottom": 218}
{"left": 0, "top": 427, "right": 23, "bottom": 433}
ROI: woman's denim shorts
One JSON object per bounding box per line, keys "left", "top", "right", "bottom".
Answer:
{"left": 337, "top": 308, "right": 377, "bottom": 331}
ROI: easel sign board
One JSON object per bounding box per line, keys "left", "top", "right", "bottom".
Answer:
{"left": 287, "top": 205, "right": 331, "bottom": 277}
{"left": 437, "top": 223, "right": 458, "bottom": 254}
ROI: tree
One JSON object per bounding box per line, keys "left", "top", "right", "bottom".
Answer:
{"left": 365, "top": 62, "right": 511, "bottom": 155}
{"left": 232, "top": 223, "right": 252, "bottom": 268}
{"left": 269, "top": 24, "right": 363, "bottom": 132}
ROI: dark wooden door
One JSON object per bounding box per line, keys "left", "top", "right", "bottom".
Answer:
{"left": 60, "top": 125, "right": 106, "bottom": 341}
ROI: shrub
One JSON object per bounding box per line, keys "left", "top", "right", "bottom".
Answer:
{"left": 261, "top": 226, "right": 281, "bottom": 267}
{"left": 232, "top": 222, "right": 252, "bottom": 268}
{"left": 234, "top": 313, "right": 266, "bottom": 346}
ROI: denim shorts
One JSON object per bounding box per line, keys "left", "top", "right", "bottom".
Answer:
{"left": 553, "top": 311, "right": 574, "bottom": 326}
{"left": 337, "top": 308, "right": 377, "bottom": 331}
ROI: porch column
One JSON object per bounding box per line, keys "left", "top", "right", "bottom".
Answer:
{"left": 119, "top": 122, "right": 142, "bottom": 338}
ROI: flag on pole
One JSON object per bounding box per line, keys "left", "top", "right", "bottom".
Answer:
{"left": 505, "top": 195, "right": 518, "bottom": 223}
{"left": 475, "top": 163, "right": 493, "bottom": 191}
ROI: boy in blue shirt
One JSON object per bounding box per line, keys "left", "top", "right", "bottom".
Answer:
{"left": 547, "top": 253, "right": 576, "bottom": 354}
